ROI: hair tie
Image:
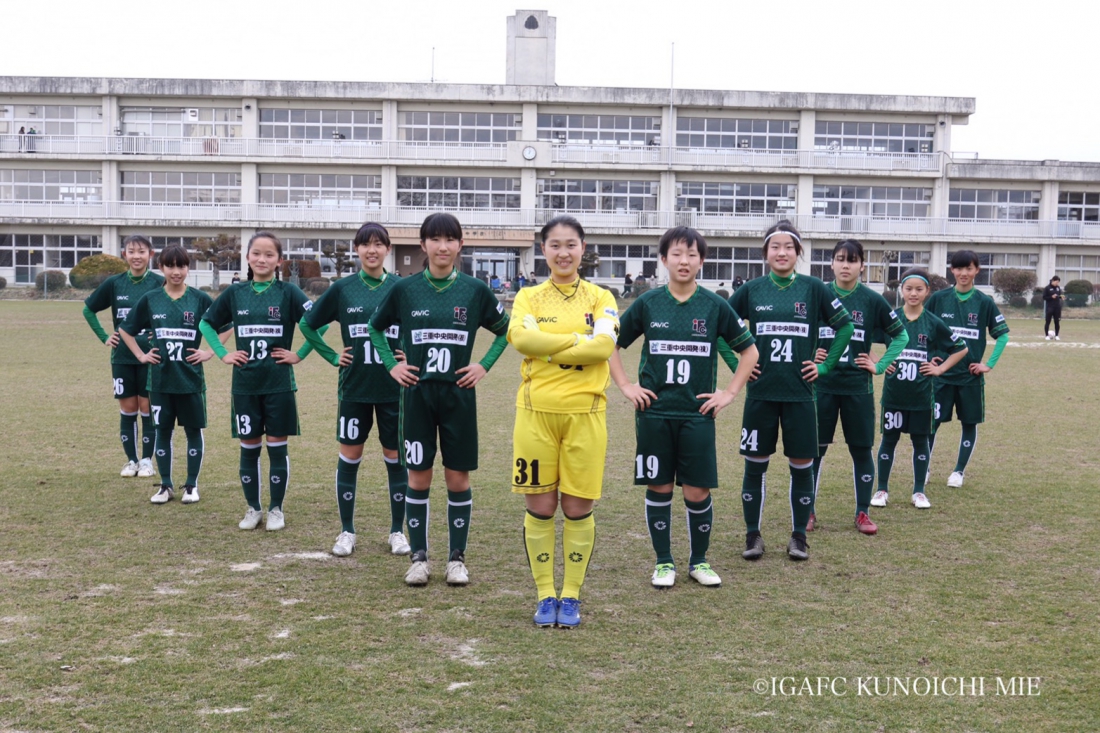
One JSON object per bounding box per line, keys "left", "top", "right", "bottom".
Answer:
{"left": 764, "top": 229, "right": 801, "bottom": 245}
{"left": 901, "top": 274, "right": 929, "bottom": 286}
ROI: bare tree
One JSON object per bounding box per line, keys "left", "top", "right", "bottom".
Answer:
{"left": 191, "top": 234, "right": 241, "bottom": 289}
{"left": 321, "top": 241, "right": 355, "bottom": 279}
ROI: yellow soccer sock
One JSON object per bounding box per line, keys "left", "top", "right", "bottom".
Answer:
{"left": 561, "top": 513, "right": 595, "bottom": 600}
{"left": 523, "top": 512, "right": 557, "bottom": 600}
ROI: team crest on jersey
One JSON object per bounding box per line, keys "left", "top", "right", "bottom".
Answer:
{"left": 183, "top": 311, "right": 195, "bottom": 326}
{"left": 585, "top": 313, "right": 594, "bottom": 328}
{"left": 268, "top": 306, "right": 281, "bottom": 320}
{"left": 851, "top": 310, "right": 864, "bottom": 325}
{"left": 692, "top": 318, "right": 707, "bottom": 336}
{"left": 968, "top": 312, "right": 979, "bottom": 326}
{"left": 917, "top": 334, "right": 928, "bottom": 347}
{"left": 794, "top": 302, "right": 807, "bottom": 318}
{"left": 453, "top": 306, "right": 467, "bottom": 325}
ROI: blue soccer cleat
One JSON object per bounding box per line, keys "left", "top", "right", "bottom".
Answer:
{"left": 557, "top": 597, "right": 581, "bottom": 629}
{"left": 533, "top": 597, "right": 558, "bottom": 627}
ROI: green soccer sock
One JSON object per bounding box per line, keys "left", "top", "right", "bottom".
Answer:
{"left": 849, "top": 444, "right": 875, "bottom": 516}
{"left": 240, "top": 443, "right": 263, "bottom": 510}
{"left": 810, "top": 445, "right": 829, "bottom": 514}
{"left": 790, "top": 462, "right": 815, "bottom": 534}
{"left": 384, "top": 456, "right": 408, "bottom": 534}
{"left": 405, "top": 488, "right": 430, "bottom": 555}
{"left": 685, "top": 494, "right": 714, "bottom": 567}
{"left": 140, "top": 411, "right": 155, "bottom": 460}
{"left": 336, "top": 454, "right": 361, "bottom": 534}
{"left": 741, "top": 458, "right": 769, "bottom": 533}
{"left": 120, "top": 411, "right": 139, "bottom": 462}
{"left": 266, "top": 441, "right": 289, "bottom": 510}
{"left": 154, "top": 426, "right": 174, "bottom": 487}
{"left": 447, "top": 488, "right": 472, "bottom": 557}
{"left": 184, "top": 427, "right": 203, "bottom": 486}
{"left": 877, "top": 434, "right": 900, "bottom": 495}
{"left": 955, "top": 423, "right": 978, "bottom": 474}
{"left": 645, "top": 489, "right": 674, "bottom": 565}
{"left": 912, "top": 436, "right": 930, "bottom": 494}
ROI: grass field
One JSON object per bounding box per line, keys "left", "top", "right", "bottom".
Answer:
{"left": 1, "top": 300, "right": 1098, "bottom": 732}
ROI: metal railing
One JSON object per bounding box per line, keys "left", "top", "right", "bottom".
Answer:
{"left": 2, "top": 200, "right": 1097, "bottom": 241}
{"left": 552, "top": 144, "right": 941, "bottom": 172}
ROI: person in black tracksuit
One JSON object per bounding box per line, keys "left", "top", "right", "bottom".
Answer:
{"left": 1043, "top": 276, "right": 1065, "bottom": 340}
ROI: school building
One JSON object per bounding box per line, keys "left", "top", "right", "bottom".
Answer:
{"left": 2, "top": 9, "right": 1099, "bottom": 291}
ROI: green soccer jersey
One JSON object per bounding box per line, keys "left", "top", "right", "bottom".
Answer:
{"left": 305, "top": 270, "right": 401, "bottom": 403}
{"left": 882, "top": 309, "right": 966, "bottom": 411}
{"left": 84, "top": 270, "right": 166, "bottom": 365}
{"left": 729, "top": 273, "right": 851, "bottom": 403}
{"left": 202, "top": 280, "right": 313, "bottom": 395}
{"left": 617, "top": 286, "right": 755, "bottom": 419}
{"left": 926, "top": 287, "right": 1010, "bottom": 385}
{"left": 370, "top": 270, "right": 509, "bottom": 384}
{"left": 817, "top": 282, "right": 905, "bottom": 396}
{"left": 120, "top": 286, "right": 213, "bottom": 394}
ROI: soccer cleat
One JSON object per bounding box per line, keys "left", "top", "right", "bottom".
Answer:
{"left": 388, "top": 531, "right": 412, "bottom": 555}
{"left": 180, "top": 485, "right": 199, "bottom": 504}
{"left": 688, "top": 563, "right": 722, "bottom": 587}
{"left": 1045, "top": 335, "right": 1052, "bottom": 341}
{"left": 266, "top": 508, "right": 285, "bottom": 531}
{"left": 742, "top": 531, "right": 765, "bottom": 560}
{"left": 120, "top": 460, "right": 140, "bottom": 478}
{"left": 332, "top": 531, "right": 356, "bottom": 557}
{"left": 787, "top": 532, "right": 809, "bottom": 561}
{"left": 912, "top": 492, "right": 931, "bottom": 509}
{"left": 651, "top": 563, "right": 676, "bottom": 588}
{"left": 534, "top": 597, "right": 558, "bottom": 627}
{"left": 556, "top": 597, "right": 581, "bottom": 628}
{"left": 238, "top": 507, "right": 264, "bottom": 530}
{"left": 806, "top": 513, "right": 816, "bottom": 532}
{"left": 947, "top": 471, "right": 965, "bottom": 488}
{"left": 150, "top": 485, "right": 174, "bottom": 504}
{"left": 1055, "top": 336, "right": 1061, "bottom": 341}
{"left": 405, "top": 550, "right": 430, "bottom": 586}
{"left": 855, "top": 511, "right": 878, "bottom": 535}
{"left": 137, "top": 457, "right": 156, "bottom": 478}
{"left": 445, "top": 550, "right": 469, "bottom": 586}
{"left": 871, "top": 490, "right": 889, "bottom": 507}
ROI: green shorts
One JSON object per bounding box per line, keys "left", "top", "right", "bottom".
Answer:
{"left": 634, "top": 415, "right": 718, "bottom": 488}
{"left": 740, "top": 398, "right": 819, "bottom": 459}
{"left": 231, "top": 392, "right": 300, "bottom": 439}
{"left": 398, "top": 381, "right": 478, "bottom": 472}
{"left": 816, "top": 391, "right": 876, "bottom": 448}
{"left": 934, "top": 382, "right": 985, "bottom": 425}
{"left": 338, "top": 400, "right": 399, "bottom": 449}
{"left": 112, "top": 362, "right": 149, "bottom": 400}
{"left": 151, "top": 391, "right": 207, "bottom": 430}
{"left": 880, "top": 407, "right": 934, "bottom": 436}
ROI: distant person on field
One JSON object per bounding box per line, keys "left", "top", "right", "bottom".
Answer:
{"left": 1042, "top": 276, "right": 1064, "bottom": 340}
{"left": 231, "top": 271, "right": 241, "bottom": 284}
{"left": 623, "top": 273, "right": 633, "bottom": 297}
{"left": 733, "top": 275, "right": 744, "bottom": 290}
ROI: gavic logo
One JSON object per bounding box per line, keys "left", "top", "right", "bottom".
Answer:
{"left": 755, "top": 305, "right": 773, "bottom": 311}
{"left": 941, "top": 313, "right": 954, "bottom": 319}
{"left": 152, "top": 313, "right": 167, "bottom": 320}
{"left": 237, "top": 310, "right": 249, "bottom": 316}
{"left": 537, "top": 316, "right": 558, "bottom": 323}
{"left": 411, "top": 309, "right": 430, "bottom": 317}
{"left": 116, "top": 295, "right": 129, "bottom": 301}
{"left": 347, "top": 306, "right": 364, "bottom": 313}
{"left": 649, "top": 321, "right": 669, "bottom": 328}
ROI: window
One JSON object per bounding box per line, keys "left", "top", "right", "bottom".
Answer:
{"left": 1055, "top": 254, "right": 1100, "bottom": 285}
{"left": 537, "top": 179, "right": 658, "bottom": 211}
{"left": 282, "top": 238, "right": 346, "bottom": 274}
{"left": 676, "top": 118, "right": 797, "bottom": 150}
{"left": 120, "top": 108, "right": 242, "bottom": 138}
{"left": 538, "top": 114, "right": 660, "bottom": 145}
{"left": 1057, "top": 191, "right": 1100, "bottom": 222}
{"left": 948, "top": 189, "right": 1039, "bottom": 220}
{"left": 870, "top": 250, "right": 931, "bottom": 284}
{"left": 399, "top": 112, "right": 519, "bottom": 143}
{"left": 0, "top": 105, "right": 103, "bottom": 136}
{"left": 395, "top": 176, "right": 520, "bottom": 208}
{"left": 814, "top": 121, "right": 933, "bottom": 154}
{"left": 259, "top": 109, "right": 382, "bottom": 141}
{"left": 677, "top": 182, "right": 796, "bottom": 215}
{"left": 142, "top": 235, "right": 237, "bottom": 271}
{"left": 0, "top": 169, "right": 102, "bottom": 201}
{"left": 260, "top": 173, "right": 381, "bottom": 206}
{"left": 120, "top": 171, "right": 241, "bottom": 204}
{"left": 0, "top": 233, "right": 101, "bottom": 282}
{"left": 703, "top": 246, "right": 764, "bottom": 282}
{"left": 813, "top": 185, "right": 932, "bottom": 218}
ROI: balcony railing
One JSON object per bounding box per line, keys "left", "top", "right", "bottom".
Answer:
{"left": 1, "top": 200, "right": 1097, "bottom": 241}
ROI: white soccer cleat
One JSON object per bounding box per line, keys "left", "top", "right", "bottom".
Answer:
{"left": 120, "top": 460, "right": 139, "bottom": 477}
{"left": 651, "top": 563, "right": 676, "bottom": 588}
{"left": 446, "top": 551, "right": 469, "bottom": 585}
{"left": 388, "top": 531, "right": 412, "bottom": 555}
{"left": 137, "top": 458, "right": 156, "bottom": 478}
{"left": 266, "top": 508, "right": 285, "bottom": 531}
{"left": 947, "top": 471, "right": 965, "bottom": 488}
{"left": 405, "top": 551, "right": 430, "bottom": 586}
{"left": 871, "top": 490, "right": 889, "bottom": 507}
{"left": 688, "top": 563, "right": 722, "bottom": 587}
{"left": 911, "top": 492, "right": 931, "bottom": 509}
{"left": 332, "top": 531, "right": 356, "bottom": 557}
{"left": 238, "top": 507, "right": 264, "bottom": 530}
{"left": 150, "top": 485, "right": 173, "bottom": 504}
{"left": 181, "top": 485, "right": 200, "bottom": 504}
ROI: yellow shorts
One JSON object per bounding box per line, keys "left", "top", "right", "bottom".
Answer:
{"left": 511, "top": 409, "right": 607, "bottom": 500}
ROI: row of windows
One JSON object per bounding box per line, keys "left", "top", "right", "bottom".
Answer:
{"left": 537, "top": 114, "right": 659, "bottom": 145}
{"left": 260, "top": 109, "right": 382, "bottom": 141}
{"left": 0, "top": 234, "right": 101, "bottom": 274}
{"left": 538, "top": 179, "right": 658, "bottom": 212}
{"left": 1055, "top": 254, "right": 1100, "bottom": 282}
{"left": 121, "top": 108, "right": 242, "bottom": 138}
{"left": 0, "top": 105, "right": 104, "bottom": 136}
{"left": 677, "top": 183, "right": 796, "bottom": 215}
{"left": 259, "top": 174, "right": 382, "bottom": 205}
{"left": 396, "top": 177, "right": 521, "bottom": 209}
{"left": 401, "top": 112, "right": 520, "bottom": 143}
{"left": 120, "top": 171, "right": 241, "bottom": 204}
{"left": 676, "top": 118, "right": 797, "bottom": 150}
{"left": 1058, "top": 192, "right": 1100, "bottom": 222}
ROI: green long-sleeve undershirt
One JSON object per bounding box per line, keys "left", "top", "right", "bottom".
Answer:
{"left": 985, "top": 333, "right": 1010, "bottom": 369}
{"left": 817, "top": 322, "right": 854, "bottom": 377}
{"left": 83, "top": 306, "right": 109, "bottom": 343}
{"left": 716, "top": 338, "right": 739, "bottom": 372}
{"left": 875, "top": 327, "right": 909, "bottom": 375}
{"left": 298, "top": 318, "right": 340, "bottom": 366}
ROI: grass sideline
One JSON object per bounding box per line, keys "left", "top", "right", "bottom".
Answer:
{"left": 0, "top": 301, "right": 1097, "bottom": 732}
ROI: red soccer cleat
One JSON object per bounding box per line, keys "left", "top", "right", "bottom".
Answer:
{"left": 855, "top": 511, "right": 878, "bottom": 535}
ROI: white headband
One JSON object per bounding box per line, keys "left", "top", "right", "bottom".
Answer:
{"left": 764, "top": 229, "right": 801, "bottom": 245}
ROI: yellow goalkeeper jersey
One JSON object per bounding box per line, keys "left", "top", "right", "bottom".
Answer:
{"left": 509, "top": 278, "right": 619, "bottom": 414}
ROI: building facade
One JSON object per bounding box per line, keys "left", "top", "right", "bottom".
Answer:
{"left": 2, "top": 10, "right": 1099, "bottom": 291}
